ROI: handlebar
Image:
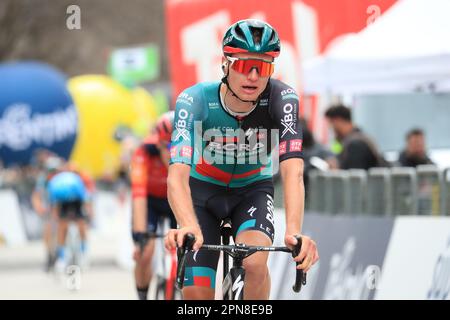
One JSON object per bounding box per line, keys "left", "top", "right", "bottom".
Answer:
{"left": 175, "top": 233, "right": 307, "bottom": 292}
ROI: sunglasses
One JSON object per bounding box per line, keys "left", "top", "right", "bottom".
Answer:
{"left": 227, "top": 57, "right": 275, "bottom": 77}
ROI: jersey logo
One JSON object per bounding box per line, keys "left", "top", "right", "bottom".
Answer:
{"left": 175, "top": 109, "right": 190, "bottom": 141}
{"left": 170, "top": 146, "right": 177, "bottom": 158}
{"left": 174, "top": 128, "right": 190, "bottom": 141}
{"left": 279, "top": 141, "right": 287, "bottom": 155}
{"left": 177, "top": 92, "right": 194, "bottom": 105}
{"left": 247, "top": 206, "right": 257, "bottom": 217}
{"left": 232, "top": 275, "right": 244, "bottom": 300}
{"left": 290, "top": 139, "right": 303, "bottom": 152}
{"left": 281, "top": 118, "right": 297, "bottom": 137}
{"left": 281, "top": 103, "right": 297, "bottom": 138}
{"left": 181, "top": 146, "right": 193, "bottom": 158}
{"left": 245, "top": 128, "right": 254, "bottom": 139}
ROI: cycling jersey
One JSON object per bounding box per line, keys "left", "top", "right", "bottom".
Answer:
{"left": 47, "top": 171, "right": 87, "bottom": 204}
{"left": 170, "top": 79, "right": 303, "bottom": 187}
{"left": 130, "top": 139, "right": 168, "bottom": 199}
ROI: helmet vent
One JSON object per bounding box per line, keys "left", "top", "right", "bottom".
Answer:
{"left": 234, "top": 24, "right": 245, "bottom": 40}
{"left": 249, "top": 27, "right": 262, "bottom": 46}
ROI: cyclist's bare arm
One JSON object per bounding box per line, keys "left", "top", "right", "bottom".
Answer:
{"left": 166, "top": 163, "right": 203, "bottom": 250}
{"left": 132, "top": 197, "right": 147, "bottom": 233}
{"left": 280, "top": 158, "right": 319, "bottom": 272}
{"left": 31, "top": 190, "right": 46, "bottom": 216}
{"left": 280, "top": 158, "right": 305, "bottom": 236}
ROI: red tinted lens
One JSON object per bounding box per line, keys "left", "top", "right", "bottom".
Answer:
{"left": 231, "top": 59, "right": 274, "bottom": 77}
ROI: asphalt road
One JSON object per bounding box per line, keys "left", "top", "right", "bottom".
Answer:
{"left": 0, "top": 234, "right": 136, "bottom": 300}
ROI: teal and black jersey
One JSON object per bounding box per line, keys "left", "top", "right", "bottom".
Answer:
{"left": 169, "top": 79, "right": 303, "bottom": 187}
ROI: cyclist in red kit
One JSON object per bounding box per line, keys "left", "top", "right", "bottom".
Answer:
{"left": 130, "top": 111, "right": 177, "bottom": 300}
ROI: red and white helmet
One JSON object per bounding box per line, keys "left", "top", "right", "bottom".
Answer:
{"left": 154, "top": 111, "right": 174, "bottom": 143}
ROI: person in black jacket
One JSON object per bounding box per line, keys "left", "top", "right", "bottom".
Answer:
{"left": 398, "top": 128, "right": 434, "bottom": 167}
{"left": 325, "top": 105, "right": 386, "bottom": 170}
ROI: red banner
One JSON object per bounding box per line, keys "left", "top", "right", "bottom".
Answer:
{"left": 166, "top": 0, "right": 396, "bottom": 140}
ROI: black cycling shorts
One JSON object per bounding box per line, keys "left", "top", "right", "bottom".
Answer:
{"left": 183, "top": 177, "right": 275, "bottom": 289}
{"left": 58, "top": 200, "right": 85, "bottom": 220}
{"left": 146, "top": 196, "right": 177, "bottom": 234}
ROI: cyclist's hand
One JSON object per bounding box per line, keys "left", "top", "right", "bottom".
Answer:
{"left": 285, "top": 234, "right": 319, "bottom": 273}
{"left": 165, "top": 226, "right": 203, "bottom": 251}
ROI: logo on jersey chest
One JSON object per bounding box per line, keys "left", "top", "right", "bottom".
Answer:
{"left": 205, "top": 127, "right": 267, "bottom": 153}
{"left": 206, "top": 141, "right": 265, "bottom": 152}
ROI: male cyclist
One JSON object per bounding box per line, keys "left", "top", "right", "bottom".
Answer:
{"left": 165, "top": 19, "right": 319, "bottom": 299}
{"left": 131, "top": 111, "right": 178, "bottom": 300}
{"left": 47, "top": 160, "right": 93, "bottom": 273}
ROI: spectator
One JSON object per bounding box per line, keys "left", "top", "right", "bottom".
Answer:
{"left": 325, "top": 104, "right": 386, "bottom": 170}
{"left": 398, "top": 128, "right": 434, "bottom": 167}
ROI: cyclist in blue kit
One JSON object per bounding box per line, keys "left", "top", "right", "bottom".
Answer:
{"left": 165, "top": 19, "right": 319, "bottom": 299}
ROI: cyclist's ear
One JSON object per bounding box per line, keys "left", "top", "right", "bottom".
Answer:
{"left": 222, "top": 62, "right": 227, "bottom": 73}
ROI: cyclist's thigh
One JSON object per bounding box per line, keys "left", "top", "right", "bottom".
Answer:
{"left": 231, "top": 190, "right": 275, "bottom": 244}
{"left": 184, "top": 205, "right": 221, "bottom": 290}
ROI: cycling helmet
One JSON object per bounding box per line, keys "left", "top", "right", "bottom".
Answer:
{"left": 222, "top": 19, "right": 281, "bottom": 58}
{"left": 154, "top": 111, "right": 175, "bottom": 143}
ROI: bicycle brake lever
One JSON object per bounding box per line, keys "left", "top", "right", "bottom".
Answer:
{"left": 176, "top": 233, "right": 196, "bottom": 290}
{"left": 292, "top": 235, "right": 306, "bottom": 292}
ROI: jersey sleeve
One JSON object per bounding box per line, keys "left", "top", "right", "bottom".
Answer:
{"left": 269, "top": 81, "right": 304, "bottom": 162}
{"left": 130, "top": 147, "right": 148, "bottom": 199}
{"left": 169, "top": 85, "right": 206, "bottom": 166}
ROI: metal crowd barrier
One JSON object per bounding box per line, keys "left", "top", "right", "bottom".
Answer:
{"left": 416, "top": 165, "right": 443, "bottom": 216}
{"left": 386, "top": 167, "right": 417, "bottom": 215}
{"left": 307, "top": 170, "right": 327, "bottom": 213}
{"left": 288, "top": 166, "right": 449, "bottom": 216}
{"left": 348, "top": 169, "right": 367, "bottom": 215}
{"left": 367, "top": 168, "right": 391, "bottom": 216}
{"left": 325, "top": 170, "right": 349, "bottom": 214}
{"left": 306, "top": 166, "right": 450, "bottom": 216}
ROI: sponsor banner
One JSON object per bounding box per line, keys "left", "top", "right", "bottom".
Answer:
{"left": 0, "top": 62, "right": 78, "bottom": 166}
{"left": 0, "top": 190, "right": 27, "bottom": 246}
{"left": 108, "top": 44, "right": 160, "bottom": 86}
{"left": 375, "top": 216, "right": 450, "bottom": 300}
{"left": 269, "top": 211, "right": 394, "bottom": 299}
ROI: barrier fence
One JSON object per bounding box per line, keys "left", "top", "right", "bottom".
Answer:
{"left": 305, "top": 165, "right": 450, "bottom": 216}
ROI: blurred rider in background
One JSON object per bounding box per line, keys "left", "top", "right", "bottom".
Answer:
{"left": 130, "top": 111, "right": 177, "bottom": 300}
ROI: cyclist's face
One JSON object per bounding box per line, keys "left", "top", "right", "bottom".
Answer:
{"left": 225, "top": 52, "right": 274, "bottom": 100}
